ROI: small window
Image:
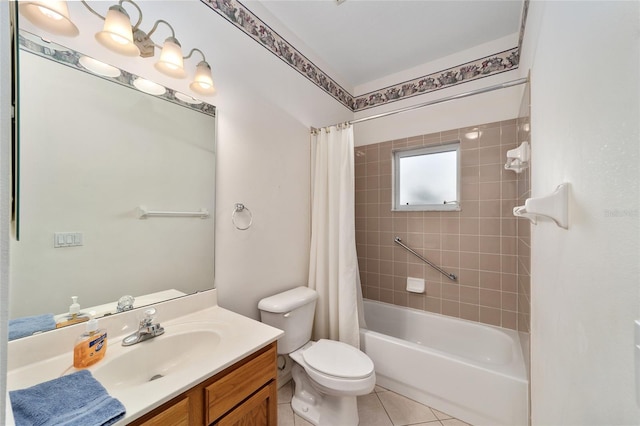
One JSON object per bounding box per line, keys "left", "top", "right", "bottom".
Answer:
{"left": 393, "top": 141, "right": 461, "bottom": 211}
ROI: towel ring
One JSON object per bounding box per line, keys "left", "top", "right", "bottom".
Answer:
{"left": 232, "top": 203, "right": 253, "bottom": 231}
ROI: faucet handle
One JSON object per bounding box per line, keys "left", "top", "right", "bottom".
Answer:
{"left": 140, "top": 308, "right": 157, "bottom": 327}
{"left": 116, "top": 295, "right": 135, "bottom": 313}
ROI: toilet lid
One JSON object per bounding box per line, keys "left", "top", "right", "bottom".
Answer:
{"left": 302, "top": 339, "right": 374, "bottom": 379}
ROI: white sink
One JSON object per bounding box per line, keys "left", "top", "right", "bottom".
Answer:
{"left": 91, "top": 322, "right": 222, "bottom": 390}
{"left": 7, "top": 292, "right": 284, "bottom": 425}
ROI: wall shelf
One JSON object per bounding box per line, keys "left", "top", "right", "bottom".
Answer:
{"left": 513, "top": 183, "right": 569, "bottom": 229}
{"left": 504, "top": 141, "right": 530, "bottom": 173}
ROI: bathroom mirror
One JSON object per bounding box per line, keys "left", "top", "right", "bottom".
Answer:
{"left": 9, "top": 31, "right": 216, "bottom": 333}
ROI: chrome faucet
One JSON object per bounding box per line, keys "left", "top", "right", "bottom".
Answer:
{"left": 122, "top": 308, "right": 165, "bottom": 346}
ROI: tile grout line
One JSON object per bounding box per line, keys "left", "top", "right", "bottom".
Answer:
{"left": 372, "top": 389, "right": 396, "bottom": 425}
{"left": 374, "top": 388, "right": 444, "bottom": 426}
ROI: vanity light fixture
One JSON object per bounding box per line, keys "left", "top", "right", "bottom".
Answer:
{"left": 19, "top": 0, "right": 216, "bottom": 96}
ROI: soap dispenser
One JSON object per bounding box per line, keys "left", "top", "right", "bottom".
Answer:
{"left": 56, "top": 296, "right": 89, "bottom": 328}
{"left": 73, "top": 312, "right": 107, "bottom": 369}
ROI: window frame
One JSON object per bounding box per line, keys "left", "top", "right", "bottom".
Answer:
{"left": 392, "top": 141, "right": 461, "bottom": 212}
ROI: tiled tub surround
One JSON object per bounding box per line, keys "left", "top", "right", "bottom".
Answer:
{"left": 355, "top": 119, "right": 523, "bottom": 330}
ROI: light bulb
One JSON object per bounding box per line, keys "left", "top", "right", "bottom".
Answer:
{"left": 37, "top": 6, "right": 63, "bottom": 20}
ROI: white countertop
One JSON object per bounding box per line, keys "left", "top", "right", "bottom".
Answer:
{"left": 6, "top": 290, "right": 283, "bottom": 425}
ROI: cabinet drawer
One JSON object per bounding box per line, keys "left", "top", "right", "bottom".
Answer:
{"left": 206, "top": 345, "right": 276, "bottom": 423}
{"left": 137, "top": 396, "right": 190, "bottom": 426}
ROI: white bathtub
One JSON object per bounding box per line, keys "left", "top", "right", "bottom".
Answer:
{"left": 360, "top": 299, "right": 529, "bottom": 426}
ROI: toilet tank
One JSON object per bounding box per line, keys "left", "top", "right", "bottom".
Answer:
{"left": 258, "top": 286, "right": 318, "bottom": 354}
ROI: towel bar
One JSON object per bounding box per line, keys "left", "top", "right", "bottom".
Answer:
{"left": 138, "top": 206, "right": 210, "bottom": 219}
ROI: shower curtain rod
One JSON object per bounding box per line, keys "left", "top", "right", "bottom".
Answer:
{"left": 311, "top": 77, "right": 528, "bottom": 131}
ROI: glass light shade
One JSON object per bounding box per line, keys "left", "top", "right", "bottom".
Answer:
{"left": 133, "top": 78, "right": 167, "bottom": 96}
{"left": 189, "top": 61, "right": 215, "bottom": 95}
{"left": 78, "top": 56, "right": 121, "bottom": 78}
{"left": 154, "top": 37, "right": 186, "bottom": 78}
{"left": 19, "top": 1, "right": 79, "bottom": 37}
{"left": 95, "top": 5, "right": 140, "bottom": 57}
{"left": 175, "top": 92, "right": 203, "bottom": 105}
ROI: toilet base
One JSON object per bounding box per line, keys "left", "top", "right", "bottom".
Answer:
{"left": 291, "top": 364, "right": 359, "bottom": 426}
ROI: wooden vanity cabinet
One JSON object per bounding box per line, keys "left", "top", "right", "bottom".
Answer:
{"left": 130, "top": 342, "right": 278, "bottom": 426}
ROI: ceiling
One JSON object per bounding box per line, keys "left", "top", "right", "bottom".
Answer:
{"left": 248, "top": 0, "right": 524, "bottom": 89}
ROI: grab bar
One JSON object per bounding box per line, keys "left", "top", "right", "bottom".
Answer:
{"left": 394, "top": 237, "right": 457, "bottom": 281}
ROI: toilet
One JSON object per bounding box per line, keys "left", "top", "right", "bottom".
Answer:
{"left": 258, "top": 286, "right": 375, "bottom": 426}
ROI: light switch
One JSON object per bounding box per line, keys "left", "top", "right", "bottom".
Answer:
{"left": 54, "top": 232, "right": 84, "bottom": 248}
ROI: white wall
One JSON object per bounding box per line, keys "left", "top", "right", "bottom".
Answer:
{"left": 186, "top": 4, "right": 352, "bottom": 319}
{"left": 522, "top": 2, "right": 640, "bottom": 424}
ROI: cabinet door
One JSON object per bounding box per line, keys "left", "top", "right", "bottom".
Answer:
{"left": 213, "top": 382, "right": 277, "bottom": 426}
{"left": 206, "top": 345, "right": 276, "bottom": 423}
{"left": 137, "top": 396, "right": 190, "bottom": 426}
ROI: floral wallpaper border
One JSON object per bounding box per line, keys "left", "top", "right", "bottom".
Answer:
{"left": 352, "top": 47, "right": 519, "bottom": 111}
{"left": 18, "top": 32, "right": 217, "bottom": 118}
{"left": 202, "top": 0, "right": 524, "bottom": 112}
{"left": 201, "top": 0, "right": 354, "bottom": 110}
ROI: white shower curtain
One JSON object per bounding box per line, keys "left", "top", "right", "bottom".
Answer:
{"left": 308, "top": 124, "right": 363, "bottom": 349}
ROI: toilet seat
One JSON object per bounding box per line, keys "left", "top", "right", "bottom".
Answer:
{"left": 302, "top": 339, "right": 374, "bottom": 379}
{"left": 290, "top": 340, "right": 376, "bottom": 397}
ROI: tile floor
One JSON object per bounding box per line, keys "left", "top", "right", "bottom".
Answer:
{"left": 277, "top": 381, "right": 472, "bottom": 426}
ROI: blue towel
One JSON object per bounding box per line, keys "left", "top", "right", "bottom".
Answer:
{"left": 8, "top": 314, "right": 56, "bottom": 341}
{"left": 10, "top": 370, "right": 126, "bottom": 426}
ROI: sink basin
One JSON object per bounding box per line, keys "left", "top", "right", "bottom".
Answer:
{"left": 91, "top": 322, "right": 222, "bottom": 390}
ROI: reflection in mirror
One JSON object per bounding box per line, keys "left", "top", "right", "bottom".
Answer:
{"left": 9, "top": 31, "right": 216, "bottom": 338}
